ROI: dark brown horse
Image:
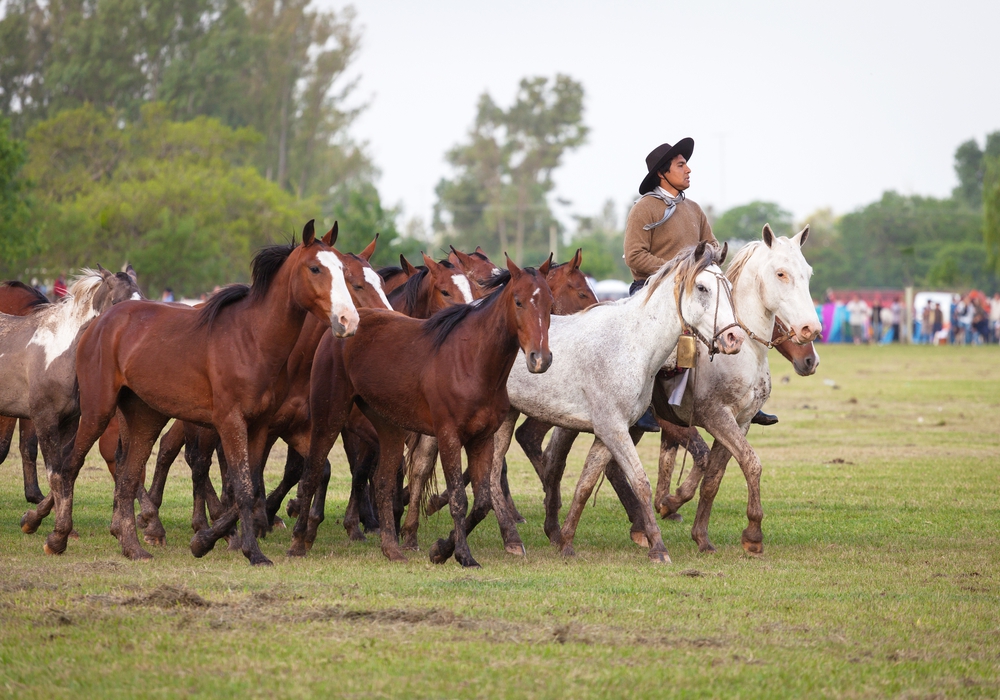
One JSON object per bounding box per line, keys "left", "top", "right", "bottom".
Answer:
{"left": 291, "top": 256, "right": 553, "bottom": 567}
{"left": 51, "top": 222, "right": 357, "bottom": 564}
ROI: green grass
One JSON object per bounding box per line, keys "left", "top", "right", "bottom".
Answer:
{"left": 1, "top": 344, "right": 999, "bottom": 698}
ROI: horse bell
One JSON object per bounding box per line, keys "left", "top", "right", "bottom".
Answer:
{"left": 676, "top": 334, "right": 697, "bottom": 369}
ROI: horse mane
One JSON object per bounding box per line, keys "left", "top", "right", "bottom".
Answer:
{"left": 725, "top": 241, "right": 764, "bottom": 287}
{"left": 378, "top": 266, "right": 405, "bottom": 283}
{"left": 196, "top": 243, "right": 295, "bottom": 328}
{"left": 389, "top": 267, "right": 429, "bottom": 315}
{"left": 1, "top": 280, "right": 50, "bottom": 308}
{"left": 66, "top": 269, "right": 106, "bottom": 301}
{"left": 641, "top": 244, "right": 718, "bottom": 305}
{"left": 422, "top": 291, "right": 500, "bottom": 350}
{"left": 421, "top": 265, "right": 539, "bottom": 349}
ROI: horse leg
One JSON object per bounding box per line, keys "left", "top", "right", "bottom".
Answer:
{"left": 266, "top": 448, "right": 304, "bottom": 527}
{"left": 21, "top": 410, "right": 73, "bottom": 544}
{"left": 342, "top": 428, "right": 374, "bottom": 541}
{"left": 428, "top": 431, "right": 477, "bottom": 568}
{"left": 364, "top": 416, "right": 407, "bottom": 563}
{"left": 591, "top": 425, "right": 670, "bottom": 563}
{"left": 483, "top": 409, "right": 525, "bottom": 553}
{"left": 659, "top": 426, "right": 712, "bottom": 519}
{"left": 288, "top": 411, "right": 349, "bottom": 557}
{"left": 541, "top": 426, "right": 578, "bottom": 545}
{"left": 400, "top": 434, "right": 439, "bottom": 550}
{"left": 0, "top": 414, "right": 13, "bottom": 464}
{"left": 688, "top": 440, "right": 732, "bottom": 553}
{"left": 359, "top": 479, "right": 379, "bottom": 532}
{"left": 18, "top": 419, "right": 44, "bottom": 505}
{"left": 557, "top": 437, "right": 615, "bottom": 557}
{"left": 499, "top": 458, "right": 525, "bottom": 524}
{"left": 110, "top": 393, "right": 168, "bottom": 561}
{"left": 147, "top": 419, "right": 185, "bottom": 509}
{"left": 514, "top": 416, "right": 553, "bottom": 482}
{"left": 703, "top": 413, "right": 764, "bottom": 554}
{"left": 184, "top": 428, "right": 217, "bottom": 534}
{"left": 218, "top": 421, "right": 271, "bottom": 566}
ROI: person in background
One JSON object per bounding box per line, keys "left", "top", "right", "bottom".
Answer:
{"left": 931, "top": 303, "right": 944, "bottom": 343}
{"left": 920, "top": 303, "right": 933, "bottom": 344}
{"left": 871, "top": 294, "right": 883, "bottom": 343}
{"left": 956, "top": 294, "right": 973, "bottom": 345}
{"left": 846, "top": 294, "right": 869, "bottom": 344}
{"left": 160, "top": 287, "right": 174, "bottom": 303}
{"left": 53, "top": 274, "right": 67, "bottom": 299}
{"left": 891, "top": 298, "right": 901, "bottom": 343}
{"left": 990, "top": 293, "right": 1000, "bottom": 344}
{"left": 879, "top": 303, "right": 894, "bottom": 343}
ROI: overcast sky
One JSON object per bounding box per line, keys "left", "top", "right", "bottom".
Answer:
{"left": 317, "top": 0, "right": 999, "bottom": 234}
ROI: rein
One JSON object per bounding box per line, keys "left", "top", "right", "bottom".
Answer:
{"left": 673, "top": 269, "right": 740, "bottom": 361}
{"left": 737, "top": 313, "right": 795, "bottom": 350}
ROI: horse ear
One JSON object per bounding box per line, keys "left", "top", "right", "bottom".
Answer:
{"left": 694, "top": 241, "right": 707, "bottom": 261}
{"left": 322, "top": 221, "right": 338, "bottom": 247}
{"left": 124, "top": 263, "right": 138, "bottom": 283}
{"left": 359, "top": 233, "right": 378, "bottom": 261}
{"left": 795, "top": 225, "right": 810, "bottom": 248}
{"left": 571, "top": 247, "right": 583, "bottom": 270}
{"left": 505, "top": 253, "right": 522, "bottom": 277}
{"left": 718, "top": 241, "right": 729, "bottom": 266}
{"left": 421, "top": 251, "right": 440, "bottom": 272}
{"left": 538, "top": 253, "right": 553, "bottom": 277}
{"left": 96, "top": 264, "right": 113, "bottom": 281}
{"left": 302, "top": 219, "right": 316, "bottom": 246}
{"left": 475, "top": 246, "right": 489, "bottom": 257}
{"left": 400, "top": 254, "right": 418, "bottom": 277}
{"left": 762, "top": 224, "right": 774, "bottom": 248}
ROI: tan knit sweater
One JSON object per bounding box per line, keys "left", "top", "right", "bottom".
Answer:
{"left": 623, "top": 195, "right": 717, "bottom": 281}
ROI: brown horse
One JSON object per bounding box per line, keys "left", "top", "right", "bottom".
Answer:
{"left": 413, "top": 249, "right": 597, "bottom": 544}
{"left": 51, "top": 221, "right": 357, "bottom": 564}
{"left": 139, "top": 232, "right": 389, "bottom": 541}
{"left": 291, "top": 256, "right": 553, "bottom": 567}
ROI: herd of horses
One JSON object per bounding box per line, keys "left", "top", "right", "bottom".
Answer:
{"left": 0, "top": 219, "right": 822, "bottom": 568}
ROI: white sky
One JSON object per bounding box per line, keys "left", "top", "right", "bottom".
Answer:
{"left": 319, "top": 0, "right": 1000, "bottom": 233}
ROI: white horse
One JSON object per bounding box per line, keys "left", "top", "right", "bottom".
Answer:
{"left": 484, "top": 242, "right": 745, "bottom": 564}
{"left": 545, "top": 224, "right": 822, "bottom": 556}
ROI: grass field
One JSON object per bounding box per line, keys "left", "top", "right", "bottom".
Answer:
{"left": 1, "top": 344, "right": 998, "bottom": 699}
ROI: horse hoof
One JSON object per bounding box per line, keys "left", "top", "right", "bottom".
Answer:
{"left": 458, "top": 557, "right": 481, "bottom": 569}
{"left": 428, "top": 539, "right": 450, "bottom": 565}
{"left": 20, "top": 512, "right": 40, "bottom": 534}
{"left": 25, "top": 491, "right": 44, "bottom": 505}
{"left": 285, "top": 500, "right": 300, "bottom": 518}
{"left": 190, "top": 533, "right": 215, "bottom": 558}
{"left": 630, "top": 530, "right": 650, "bottom": 548}
{"left": 742, "top": 539, "right": 764, "bottom": 555}
{"left": 698, "top": 543, "right": 718, "bottom": 554}
{"left": 143, "top": 535, "right": 166, "bottom": 546}
{"left": 504, "top": 542, "right": 526, "bottom": 557}
{"left": 127, "top": 549, "right": 154, "bottom": 562}
{"left": 514, "top": 515, "right": 527, "bottom": 524}
{"left": 560, "top": 544, "right": 576, "bottom": 558}
{"left": 425, "top": 495, "right": 448, "bottom": 516}
{"left": 249, "top": 554, "right": 274, "bottom": 566}
{"left": 272, "top": 517, "right": 286, "bottom": 530}
{"left": 68, "top": 529, "right": 80, "bottom": 540}
{"left": 346, "top": 527, "right": 366, "bottom": 542}
{"left": 665, "top": 512, "right": 683, "bottom": 522}
{"left": 287, "top": 540, "right": 308, "bottom": 558}
{"left": 383, "top": 549, "right": 408, "bottom": 563}
{"left": 401, "top": 537, "right": 419, "bottom": 551}
{"left": 648, "top": 550, "right": 671, "bottom": 564}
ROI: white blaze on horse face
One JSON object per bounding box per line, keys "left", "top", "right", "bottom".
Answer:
{"left": 451, "top": 274, "right": 473, "bottom": 304}
{"left": 362, "top": 266, "right": 392, "bottom": 309}
{"left": 316, "top": 251, "right": 360, "bottom": 332}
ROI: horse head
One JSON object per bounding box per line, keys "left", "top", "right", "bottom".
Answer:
{"left": 544, "top": 248, "right": 597, "bottom": 315}
{"left": 291, "top": 219, "right": 359, "bottom": 337}
{"left": 755, "top": 224, "right": 822, "bottom": 344}
{"left": 773, "top": 316, "right": 820, "bottom": 375}
{"left": 448, "top": 246, "right": 502, "bottom": 289}
{"left": 504, "top": 255, "right": 553, "bottom": 374}
{"left": 333, "top": 235, "right": 392, "bottom": 310}
{"left": 420, "top": 252, "right": 478, "bottom": 307}
{"left": 677, "top": 242, "right": 744, "bottom": 356}
{"left": 90, "top": 264, "right": 143, "bottom": 311}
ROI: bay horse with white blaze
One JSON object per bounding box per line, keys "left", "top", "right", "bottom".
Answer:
{"left": 54, "top": 221, "right": 357, "bottom": 565}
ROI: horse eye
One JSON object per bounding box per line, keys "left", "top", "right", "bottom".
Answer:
{"left": 777, "top": 271, "right": 786, "bottom": 278}
{"left": 515, "top": 298, "right": 523, "bottom": 308}
{"left": 309, "top": 266, "right": 320, "bottom": 274}
{"left": 441, "top": 290, "right": 451, "bottom": 297}
{"left": 352, "top": 284, "right": 363, "bottom": 290}
{"left": 697, "top": 284, "right": 708, "bottom": 293}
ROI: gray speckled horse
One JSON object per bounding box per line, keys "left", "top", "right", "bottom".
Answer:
{"left": 0, "top": 268, "right": 142, "bottom": 535}
{"left": 489, "top": 242, "right": 745, "bottom": 563}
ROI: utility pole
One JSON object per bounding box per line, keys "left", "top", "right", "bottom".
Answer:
{"left": 549, "top": 223, "right": 558, "bottom": 261}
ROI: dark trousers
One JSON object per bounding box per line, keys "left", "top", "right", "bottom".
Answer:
{"left": 629, "top": 279, "right": 645, "bottom": 296}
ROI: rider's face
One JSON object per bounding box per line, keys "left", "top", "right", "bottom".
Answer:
{"left": 659, "top": 156, "right": 691, "bottom": 194}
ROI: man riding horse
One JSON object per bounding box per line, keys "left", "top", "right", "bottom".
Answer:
{"left": 624, "top": 138, "right": 777, "bottom": 429}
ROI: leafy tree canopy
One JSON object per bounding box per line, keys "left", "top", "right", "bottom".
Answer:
{"left": 713, "top": 200, "right": 793, "bottom": 243}
{"left": 0, "top": 116, "right": 38, "bottom": 265}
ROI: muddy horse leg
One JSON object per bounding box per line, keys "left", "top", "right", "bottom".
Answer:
{"left": 658, "top": 425, "right": 711, "bottom": 520}
{"left": 18, "top": 419, "right": 44, "bottom": 504}
{"left": 514, "top": 416, "right": 553, "bottom": 482}
{"left": 702, "top": 413, "right": 763, "bottom": 553}
{"left": 688, "top": 440, "right": 732, "bottom": 553}
{"left": 556, "top": 437, "right": 614, "bottom": 557}
{"left": 540, "top": 426, "right": 578, "bottom": 545}
{"left": 428, "top": 431, "right": 478, "bottom": 567}
{"left": 147, "top": 419, "right": 185, "bottom": 509}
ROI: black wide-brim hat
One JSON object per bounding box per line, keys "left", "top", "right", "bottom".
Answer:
{"left": 638, "top": 138, "right": 694, "bottom": 194}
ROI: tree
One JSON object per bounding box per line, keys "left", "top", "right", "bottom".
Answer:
{"left": 952, "top": 132, "right": 1000, "bottom": 208}
{"left": 569, "top": 199, "right": 630, "bottom": 280}
{"left": 24, "top": 103, "right": 310, "bottom": 297}
{"left": 985, "top": 151, "right": 1000, "bottom": 277}
{"left": 322, "top": 181, "right": 421, "bottom": 267}
{"left": 435, "top": 75, "right": 588, "bottom": 264}
{"left": 713, "top": 201, "right": 793, "bottom": 243}
{"left": 0, "top": 116, "right": 38, "bottom": 272}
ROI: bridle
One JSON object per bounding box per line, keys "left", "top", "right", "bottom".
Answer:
{"left": 674, "top": 267, "right": 740, "bottom": 360}
{"left": 739, "top": 313, "right": 796, "bottom": 350}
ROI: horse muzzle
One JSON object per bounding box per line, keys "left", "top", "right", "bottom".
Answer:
{"left": 793, "top": 351, "right": 820, "bottom": 376}
{"left": 526, "top": 350, "right": 552, "bottom": 374}
{"left": 715, "top": 327, "right": 745, "bottom": 355}
{"left": 331, "top": 308, "right": 360, "bottom": 338}
{"left": 791, "top": 322, "right": 822, "bottom": 344}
